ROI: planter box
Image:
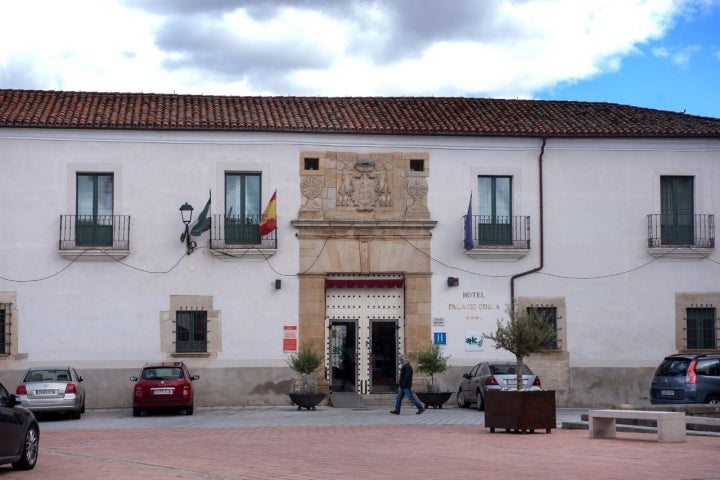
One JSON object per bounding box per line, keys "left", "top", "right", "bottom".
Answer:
{"left": 288, "top": 393, "right": 327, "bottom": 410}
{"left": 484, "top": 390, "right": 556, "bottom": 433}
{"left": 416, "top": 391, "right": 453, "bottom": 409}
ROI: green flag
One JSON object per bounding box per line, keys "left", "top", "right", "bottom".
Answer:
{"left": 190, "top": 194, "right": 211, "bottom": 236}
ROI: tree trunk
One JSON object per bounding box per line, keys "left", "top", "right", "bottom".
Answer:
{"left": 516, "top": 355, "right": 524, "bottom": 390}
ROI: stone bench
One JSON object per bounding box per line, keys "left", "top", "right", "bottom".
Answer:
{"left": 588, "top": 409, "right": 686, "bottom": 443}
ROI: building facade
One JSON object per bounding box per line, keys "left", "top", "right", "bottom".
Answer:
{"left": 1, "top": 90, "right": 719, "bottom": 408}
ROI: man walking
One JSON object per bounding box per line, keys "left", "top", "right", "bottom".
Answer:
{"left": 390, "top": 354, "right": 425, "bottom": 415}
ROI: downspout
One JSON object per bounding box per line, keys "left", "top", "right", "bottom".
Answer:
{"left": 510, "top": 137, "right": 546, "bottom": 308}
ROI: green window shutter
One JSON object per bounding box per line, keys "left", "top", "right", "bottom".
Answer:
{"left": 660, "top": 176, "right": 694, "bottom": 245}
{"left": 687, "top": 307, "right": 716, "bottom": 349}
{"left": 76, "top": 173, "right": 114, "bottom": 246}
{"left": 0, "top": 307, "right": 5, "bottom": 354}
{"left": 225, "top": 173, "right": 261, "bottom": 244}
{"left": 527, "top": 306, "right": 558, "bottom": 350}
{"left": 176, "top": 310, "right": 208, "bottom": 353}
{"left": 477, "top": 176, "right": 512, "bottom": 245}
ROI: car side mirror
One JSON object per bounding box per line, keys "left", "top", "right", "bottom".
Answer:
{"left": 8, "top": 394, "right": 21, "bottom": 407}
{"left": 191, "top": 374, "right": 200, "bottom": 381}
{"left": 78, "top": 375, "right": 84, "bottom": 382}
{"left": 130, "top": 376, "right": 138, "bottom": 382}
{"left": 463, "top": 373, "right": 471, "bottom": 379}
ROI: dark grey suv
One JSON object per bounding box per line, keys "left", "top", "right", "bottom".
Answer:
{"left": 650, "top": 354, "right": 720, "bottom": 405}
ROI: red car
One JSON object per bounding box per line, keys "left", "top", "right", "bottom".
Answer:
{"left": 130, "top": 362, "right": 199, "bottom": 417}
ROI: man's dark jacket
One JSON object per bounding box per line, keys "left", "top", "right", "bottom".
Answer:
{"left": 398, "top": 361, "right": 413, "bottom": 389}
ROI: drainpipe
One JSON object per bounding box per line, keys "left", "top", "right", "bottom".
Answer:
{"left": 510, "top": 137, "right": 546, "bottom": 308}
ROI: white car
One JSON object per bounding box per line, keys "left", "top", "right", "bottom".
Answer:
{"left": 15, "top": 367, "right": 86, "bottom": 419}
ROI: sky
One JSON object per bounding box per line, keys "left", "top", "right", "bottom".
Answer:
{"left": 1, "top": 0, "right": 718, "bottom": 118}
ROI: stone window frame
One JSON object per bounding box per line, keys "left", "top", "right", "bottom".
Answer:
{"left": 0, "top": 293, "right": 18, "bottom": 357}
{"left": 404, "top": 153, "right": 429, "bottom": 178}
{"left": 515, "top": 297, "right": 567, "bottom": 353}
{"left": 675, "top": 293, "right": 720, "bottom": 353}
{"left": 161, "top": 295, "right": 220, "bottom": 359}
{"left": 299, "top": 152, "right": 327, "bottom": 176}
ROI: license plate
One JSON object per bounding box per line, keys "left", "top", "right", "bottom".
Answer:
{"left": 152, "top": 388, "right": 174, "bottom": 395}
{"left": 35, "top": 389, "right": 56, "bottom": 395}
{"left": 661, "top": 389, "right": 675, "bottom": 396}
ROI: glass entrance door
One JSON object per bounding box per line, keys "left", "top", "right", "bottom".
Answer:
{"left": 329, "top": 321, "right": 357, "bottom": 393}
{"left": 370, "top": 320, "right": 397, "bottom": 393}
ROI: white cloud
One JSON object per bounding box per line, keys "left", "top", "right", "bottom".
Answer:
{"left": 0, "top": 0, "right": 709, "bottom": 97}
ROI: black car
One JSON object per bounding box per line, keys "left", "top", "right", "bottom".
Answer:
{"left": 0, "top": 381, "right": 39, "bottom": 470}
{"left": 650, "top": 353, "right": 720, "bottom": 405}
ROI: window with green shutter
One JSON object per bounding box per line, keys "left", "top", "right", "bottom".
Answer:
{"left": 225, "top": 173, "right": 261, "bottom": 244}
{"left": 660, "top": 176, "right": 693, "bottom": 245}
{"left": 176, "top": 310, "right": 208, "bottom": 353}
{"left": 527, "top": 306, "right": 558, "bottom": 350}
{"left": 0, "top": 306, "right": 6, "bottom": 354}
{"left": 477, "top": 176, "right": 512, "bottom": 245}
{"left": 76, "top": 173, "right": 114, "bottom": 246}
{"left": 687, "top": 307, "right": 716, "bottom": 350}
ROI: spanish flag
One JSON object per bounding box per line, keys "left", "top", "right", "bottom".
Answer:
{"left": 259, "top": 190, "right": 277, "bottom": 236}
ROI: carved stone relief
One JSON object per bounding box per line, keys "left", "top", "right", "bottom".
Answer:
{"left": 298, "top": 151, "right": 429, "bottom": 221}
{"left": 300, "top": 176, "right": 324, "bottom": 211}
{"left": 337, "top": 157, "right": 392, "bottom": 211}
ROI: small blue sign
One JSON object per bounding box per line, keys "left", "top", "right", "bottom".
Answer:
{"left": 433, "top": 332, "right": 447, "bottom": 345}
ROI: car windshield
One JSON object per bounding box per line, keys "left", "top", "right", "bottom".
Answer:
{"left": 143, "top": 367, "right": 183, "bottom": 380}
{"left": 656, "top": 359, "right": 689, "bottom": 376}
{"left": 25, "top": 369, "right": 71, "bottom": 382}
{"left": 489, "top": 364, "right": 532, "bottom": 375}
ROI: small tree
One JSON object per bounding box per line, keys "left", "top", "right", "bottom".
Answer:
{"left": 287, "top": 346, "right": 323, "bottom": 394}
{"left": 416, "top": 344, "right": 451, "bottom": 393}
{"left": 483, "top": 304, "right": 556, "bottom": 391}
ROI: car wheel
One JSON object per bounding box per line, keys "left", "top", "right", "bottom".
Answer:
{"left": 706, "top": 395, "right": 720, "bottom": 405}
{"left": 186, "top": 405, "right": 194, "bottom": 415}
{"left": 457, "top": 388, "right": 470, "bottom": 408}
{"left": 476, "top": 390, "right": 485, "bottom": 411}
{"left": 132, "top": 407, "right": 141, "bottom": 417}
{"left": 81, "top": 398, "right": 86, "bottom": 414}
{"left": 12, "top": 424, "right": 38, "bottom": 470}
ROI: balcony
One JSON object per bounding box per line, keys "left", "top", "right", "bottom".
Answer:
{"left": 464, "top": 215, "right": 530, "bottom": 261}
{"left": 209, "top": 214, "right": 277, "bottom": 260}
{"left": 647, "top": 214, "right": 714, "bottom": 258}
{"left": 59, "top": 215, "right": 130, "bottom": 260}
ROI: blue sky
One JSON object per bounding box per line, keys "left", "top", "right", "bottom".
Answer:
{"left": 0, "top": 0, "right": 718, "bottom": 118}
{"left": 538, "top": 6, "right": 720, "bottom": 118}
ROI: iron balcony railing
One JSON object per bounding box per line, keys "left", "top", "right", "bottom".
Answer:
{"left": 647, "top": 214, "right": 715, "bottom": 248}
{"left": 209, "top": 214, "right": 277, "bottom": 250}
{"left": 59, "top": 215, "right": 131, "bottom": 250}
{"left": 464, "top": 215, "right": 530, "bottom": 249}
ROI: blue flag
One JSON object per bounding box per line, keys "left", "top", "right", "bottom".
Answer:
{"left": 464, "top": 193, "right": 474, "bottom": 250}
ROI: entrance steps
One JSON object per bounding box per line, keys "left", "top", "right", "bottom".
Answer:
{"left": 327, "top": 393, "right": 395, "bottom": 408}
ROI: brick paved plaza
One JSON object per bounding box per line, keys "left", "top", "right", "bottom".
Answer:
{"left": 1, "top": 407, "right": 718, "bottom": 479}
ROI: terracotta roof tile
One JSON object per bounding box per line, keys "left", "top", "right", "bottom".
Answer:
{"left": 1, "top": 89, "right": 719, "bottom": 137}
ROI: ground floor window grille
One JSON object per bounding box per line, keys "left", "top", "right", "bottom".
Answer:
{"left": 176, "top": 310, "right": 208, "bottom": 353}
{"left": 0, "top": 304, "right": 7, "bottom": 354}
{"left": 686, "top": 307, "right": 716, "bottom": 350}
{"left": 527, "top": 306, "right": 558, "bottom": 350}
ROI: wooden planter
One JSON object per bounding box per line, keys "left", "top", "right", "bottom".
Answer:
{"left": 484, "top": 390, "right": 556, "bottom": 433}
{"left": 416, "top": 391, "right": 453, "bottom": 409}
{"left": 288, "top": 393, "right": 327, "bottom": 411}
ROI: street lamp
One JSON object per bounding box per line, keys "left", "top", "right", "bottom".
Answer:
{"left": 179, "top": 202, "right": 196, "bottom": 254}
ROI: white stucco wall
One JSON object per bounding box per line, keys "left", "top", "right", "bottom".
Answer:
{"left": 1, "top": 128, "right": 719, "bottom": 406}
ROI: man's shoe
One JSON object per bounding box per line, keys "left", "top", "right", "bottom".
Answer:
{"left": 389, "top": 410, "right": 400, "bottom": 415}
{"left": 416, "top": 407, "right": 425, "bottom": 415}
